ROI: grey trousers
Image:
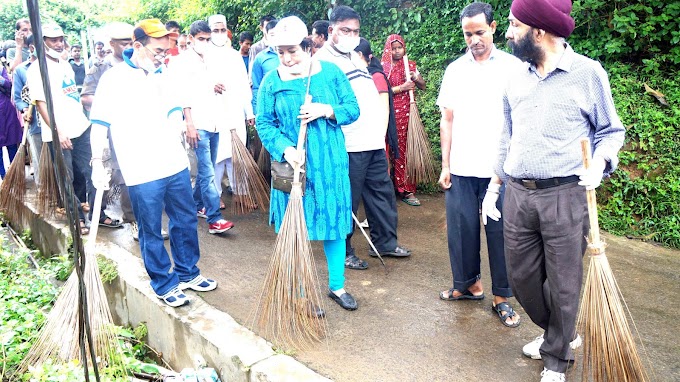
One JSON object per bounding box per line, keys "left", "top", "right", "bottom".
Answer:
{"left": 503, "top": 180, "right": 588, "bottom": 373}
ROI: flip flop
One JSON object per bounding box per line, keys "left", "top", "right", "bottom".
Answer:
{"left": 401, "top": 193, "right": 421, "bottom": 206}
{"left": 99, "top": 216, "right": 123, "bottom": 228}
{"left": 440, "top": 288, "right": 485, "bottom": 301}
{"left": 492, "top": 301, "right": 521, "bottom": 328}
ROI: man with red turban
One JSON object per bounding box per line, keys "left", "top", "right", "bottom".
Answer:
{"left": 482, "top": 0, "right": 625, "bottom": 381}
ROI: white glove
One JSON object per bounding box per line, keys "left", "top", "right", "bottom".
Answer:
{"left": 298, "top": 103, "right": 333, "bottom": 123}
{"left": 481, "top": 182, "right": 501, "bottom": 225}
{"left": 577, "top": 156, "right": 607, "bottom": 190}
{"left": 283, "top": 146, "right": 305, "bottom": 169}
{"left": 91, "top": 159, "right": 111, "bottom": 191}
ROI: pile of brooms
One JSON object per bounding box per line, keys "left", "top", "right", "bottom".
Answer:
{"left": 12, "top": 2, "right": 123, "bottom": 380}
{"left": 0, "top": 105, "right": 32, "bottom": 222}
{"left": 576, "top": 138, "right": 651, "bottom": 382}
{"left": 229, "top": 128, "right": 269, "bottom": 215}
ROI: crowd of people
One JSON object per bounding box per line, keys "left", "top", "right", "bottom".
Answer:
{"left": 0, "top": 1, "right": 626, "bottom": 381}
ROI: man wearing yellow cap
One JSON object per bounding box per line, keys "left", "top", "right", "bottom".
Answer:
{"left": 89, "top": 19, "right": 217, "bottom": 308}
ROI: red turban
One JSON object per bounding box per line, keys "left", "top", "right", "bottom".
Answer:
{"left": 511, "top": 0, "right": 575, "bottom": 38}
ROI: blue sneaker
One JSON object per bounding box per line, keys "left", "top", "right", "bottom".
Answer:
{"left": 156, "top": 287, "right": 190, "bottom": 307}
{"left": 179, "top": 275, "right": 217, "bottom": 292}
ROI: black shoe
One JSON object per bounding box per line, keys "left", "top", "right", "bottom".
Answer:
{"left": 307, "top": 303, "right": 325, "bottom": 318}
{"left": 328, "top": 289, "right": 358, "bottom": 310}
{"left": 369, "top": 245, "right": 411, "bottom": 258}
{"left": 345, "top": 253, "right": 368, "bottom": 270}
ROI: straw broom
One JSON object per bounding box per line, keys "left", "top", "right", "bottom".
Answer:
{"left": 36, "top": 142, "right": 60, "bottom": 217}
{"left": 257, "top": 145, "right": 271, "bottom": 184}
{"left": 230, "top": 128, "right": 270, "bottom": 214}
{"left": 0, "top": 104, "right": 32, "bottom": 222}
{"left": 403, "top": 56, "right": 436, "bottom": 185}
{"left": 17, "top": 188, "right": 124, "bottom": 377}
{"left": 255, "top": 62, "right": 326, "bottom": 349}
{"left": 576, "top": 138, "right": 649, "bottom": 382}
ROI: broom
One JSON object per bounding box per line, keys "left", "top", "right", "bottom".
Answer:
{"left": 36, "top": 142, "right": 60, "bottom": 217}
{"left": 254, "top": 61, "right": 326, "bottom": 349}
{"left": 230, "top": 128, "right": 270, "bottom": 215}
{"left": 0, "top": 104, "right": 32, "bottom": 222}
{"left": 403, "top": 56, "right": 436, "bottom": 185}
{"left": 576, "top": 138, "right": 650, "bottom": 382}
{"left": 257, "top": 144, "right": 271, "bottom": 184}
{"left": 16, "top": 3, "right": 114, "bottom": 380}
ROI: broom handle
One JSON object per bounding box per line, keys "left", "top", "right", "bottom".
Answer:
{"left": 85, "top": 188, "right": 104, "bottom": 254}
{"left": 20, "top": 104, "right": 34, "bottom": 146}
{"left": 403, "top": 56, "right": 415, "bottom": 103}
{"left": 580, "top": 138, "right": 601, "bottom": 244}
{"left": 293, "top": 60, "right": 314, "bottom": 183}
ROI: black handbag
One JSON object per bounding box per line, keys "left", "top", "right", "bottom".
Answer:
{"left": 271, "top": 159, "right": 306, "bottom": 194}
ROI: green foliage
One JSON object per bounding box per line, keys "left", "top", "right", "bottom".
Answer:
{"left": 96, "top": 255, "right": 119, "bottom": 284}
{"left": 0, "top": 1, "right": 26, "bottom": 41}
{"left": 0, "top": 244, "right": 59, "bottom": 378}
{"left": 598, "top": 63, "right": 680, "bottom": 247}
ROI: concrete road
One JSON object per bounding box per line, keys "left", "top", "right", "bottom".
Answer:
{"left": 101, "top": 192, "right": 680, "bottom": 382}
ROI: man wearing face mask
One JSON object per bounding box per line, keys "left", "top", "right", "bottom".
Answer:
{"left": 11, "top": 34, "right": 41, "bottom": 183}
{"left": 250, "top": 19, "right": 279, "bottom": 111}
{"left": 27, "top": 23, "right": 93, "bottom": 235}
{"left": 315, "top": 6, "right": 411, "bottom": 270}
{"left": 89, "top": 19, "right": 218, "bottom": 308}
{"left": 202, "top": 15, "right": 255, "bottom": 210}
{"left": 168, "top": 20, "right": 235, "bottom": 234}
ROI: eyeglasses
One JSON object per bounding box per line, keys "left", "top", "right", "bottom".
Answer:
{"left": 145, "top": 45, "right": 167, "bottom": 61}
{"left": 336, "top": 27, "right": 360, "bottom": 37}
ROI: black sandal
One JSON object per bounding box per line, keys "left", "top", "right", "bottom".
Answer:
{"left": 99, "top": 215, "right": 123, "bottom": 228}
{"left": 492, "top": 301, "right": 521, "bottom": 328}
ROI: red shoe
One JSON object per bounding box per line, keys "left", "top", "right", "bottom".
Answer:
{"left": 208, "top": 219, "right": 234, "bottom": 234}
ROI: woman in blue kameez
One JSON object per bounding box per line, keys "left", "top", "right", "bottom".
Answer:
{"left": 256, "top": 16, "right": 360, "bottom": 311}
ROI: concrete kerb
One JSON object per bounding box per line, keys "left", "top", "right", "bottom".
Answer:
{"left": 13, "top": 197, "right": 332, "bottom": 382}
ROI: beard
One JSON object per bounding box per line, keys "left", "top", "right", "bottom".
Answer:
{"left": 508, "top": 29, "right": 544, "bottom": 65}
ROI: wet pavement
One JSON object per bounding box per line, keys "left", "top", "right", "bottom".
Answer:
{"left": 100, "top": 192, "right": 680, "bottom": 382}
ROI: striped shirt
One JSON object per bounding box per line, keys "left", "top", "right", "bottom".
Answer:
{"left": 315, "top": 43, "right": 385, "bottom": 152}
{"left": 495, "top": 44, "right": 625, "bottom": 181}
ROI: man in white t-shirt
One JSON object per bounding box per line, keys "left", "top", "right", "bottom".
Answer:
{"left": 436, "top": 2, "right": 522, "bottom": 328}
{"left": 27, "top": 23, "right": 92, "bottom": 234}
{"left": 315, "top": 6, "right": 411, "bottom": 270}
{"left": 169, "top": 20, "right": 236, "bottom": 234}
{"left": 89, "top": 19, "right": 217, "bottom": 308}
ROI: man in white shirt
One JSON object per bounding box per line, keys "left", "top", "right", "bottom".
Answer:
{"left": 89, "top": 19, "right": 217, "bottom": 307}
{"left": 204, "top": 14, "right": 255, "bottom": 206}
{"left": 169, "top": 20, "right": 235, "bottom": 234}
{"left": 437, "top": 2, "right": 522, "bottom": 328}
{"left": 315, "top": 6, "right": 411, "bottom": 270}
{"left": 27, "top": 23, "right": 92, "bottom": 234}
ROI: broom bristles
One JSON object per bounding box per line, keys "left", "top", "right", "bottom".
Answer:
{"left": 0, "top": 146, "right": 27, "bottom": 222}
{"left": 15, "top": 251, "right": 124, "bottom": 377}
{"left": 405, "top": 102, "right": 437, "bottom": 184}
{"left": 230, "top": 130, "right": 270, "bottom": 215}
{"left": 257, "top": 145, "right": 271, "bottom": 184}
{"left": 254, "top": 184, "right": 327, "bottom": 350}
{"left": 576, "top": 244, "right": 650, "bottom": 382}
{"left": 36, "top": 143, "right": 60, "bottom": 217}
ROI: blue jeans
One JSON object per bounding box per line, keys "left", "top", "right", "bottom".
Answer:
{"left": 128, "top": 168, "right": 201, "bottom": 296}
{"left": 192, "top": 130, "right": 222, "bottom": 223}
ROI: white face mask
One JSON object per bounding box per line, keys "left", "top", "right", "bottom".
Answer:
{"left": 45, "top": 46, "right": 62, "bottom": 60}
{"left": 137, "top": 50, "right": 158, "bottom": 74}
{"left": 211, "top": 33, "right": 229, "bottom": 47}
{"left": 193, "top": 40, "right": 209, "bottom": 55}
{"left": 334, "top": 35, "right": 360, "bottom": 53}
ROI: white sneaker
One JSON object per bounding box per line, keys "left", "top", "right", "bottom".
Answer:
{"left": 540, "top": 368, "right": 565, "bottom": 382}
{"left": 522, "top": 334, "right": 582, "bottom": 360}
{"left": 179, "top": 275, "right": 217, "bottom": 292}
{"left": 156, "top": 287, "right": 190, "bottom": 307}
{"left": 131, "top": 221, "right": 139, "bottom": 241}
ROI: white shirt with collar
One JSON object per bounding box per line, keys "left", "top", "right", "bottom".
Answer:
{"left": 437, "top": 46, "right": 523, "bottom": 178}
{"left": 315, "top": 43, "right": 385, "bottom": 153}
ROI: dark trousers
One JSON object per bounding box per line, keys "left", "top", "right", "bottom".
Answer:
{"left": 445, "top": 175, "right": 511, "bottom": 297}
{"left": 50, "top": 127, "right": 93, "bottom": 222}
{"left": 346, "top": 149, "right": 398, "bottom": 255}
{"left": 503, "top": 180, "right": 588, "bottom": 373}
